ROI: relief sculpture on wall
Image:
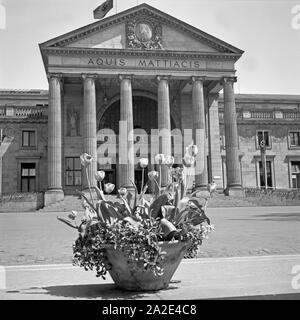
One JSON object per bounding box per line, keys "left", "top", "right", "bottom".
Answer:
{"left": 67, "top": 109, "right": 79, "bottom": 136}
{"left": 126, "top": 16, "right": 163, "bottom": 50}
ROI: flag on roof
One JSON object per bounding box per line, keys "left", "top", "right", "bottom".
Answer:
{"left": 93, "top": 0, "right": 113, "bottom": 20}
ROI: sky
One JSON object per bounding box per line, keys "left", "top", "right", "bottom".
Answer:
{"left": 0, "top": 0, "right": 300, "bottom": 94}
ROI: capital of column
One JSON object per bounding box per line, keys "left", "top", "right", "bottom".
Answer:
{"left": 221, "top": 76, "right": 237, "bottom": 85}
{"left": 156, "top": 75, "right": 171, "bottom": 83}
{"left": 191, "top": 76, "right": 206, "bottom": 84}
{"left": 118, "top": 74, "right": 134, "bottom": 82}
{"left": 82, "top": 74, "right": 98, "bottom": 82}
{"left": 47, "top": 73, "right": 62, "bottom": 80}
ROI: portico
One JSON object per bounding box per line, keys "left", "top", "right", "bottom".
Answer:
{"left": 40, "top": 3, "right": 244, "bottom": 205}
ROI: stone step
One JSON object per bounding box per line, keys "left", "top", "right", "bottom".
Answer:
{"left": 39, "top": 192, "right": 256, "bottom": 212}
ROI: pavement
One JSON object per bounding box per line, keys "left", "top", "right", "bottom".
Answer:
{"left": 1, "top": 206, "right": 300, "bottom": 265}
{"left": 0, "top": 206, "right": 300, "bottom": 300}
{"left": 0, "top": 254, "right": 300, "bottom": 300}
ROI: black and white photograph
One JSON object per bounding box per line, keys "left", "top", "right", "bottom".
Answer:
{"left": 0, "top": 0, "right": 300, "bottom": 308}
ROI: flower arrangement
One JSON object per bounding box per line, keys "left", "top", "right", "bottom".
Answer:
{"left": 57, "top": 144, "right": 214, "bottom": 285}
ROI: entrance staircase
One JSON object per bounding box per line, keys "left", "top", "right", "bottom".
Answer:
{"left": 39, "top": 192, "right": 255, "bottom": 212}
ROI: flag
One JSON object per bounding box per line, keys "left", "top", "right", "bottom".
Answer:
{"left": 0, "top": 136, "right": 14, "bottom": 158}
{"left": 93, "top": 0, "right": 113, "bottom": 20}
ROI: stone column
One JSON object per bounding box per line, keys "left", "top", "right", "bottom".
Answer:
{"left": 118, "top": 75, "right": 134, "bottom": 190}
{"left": 222, "top": 77, "right": 243, "bottom": 195}
{"left": 208, "top": 93, "right": 223, "bottom": 189}
{"left": 157, "top": 76, "right": 171, "bottom": 187}
{"left": 82, "top": 74, "right": 98, "bottom": 189}
{"left": 45, "top": 73, "right": 64, "bottom": 206}
{"left": 192, "top": 77, "right": 207, "bottom": 190}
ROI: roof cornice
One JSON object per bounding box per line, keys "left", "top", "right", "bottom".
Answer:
{"left": 40, "top": 46, "right": 242, "bottom": 61}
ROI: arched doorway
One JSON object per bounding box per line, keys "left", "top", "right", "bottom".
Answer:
{"left": 98, "top": 95, "right": 176, "bottom": 191}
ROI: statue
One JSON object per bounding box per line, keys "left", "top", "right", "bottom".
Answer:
{"left": 68, "top": 110, "right": 79, "bottom": 136}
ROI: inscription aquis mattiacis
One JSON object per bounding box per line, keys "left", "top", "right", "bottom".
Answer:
{"left": 87, "top": 57, "right": 205, "bottom": 70}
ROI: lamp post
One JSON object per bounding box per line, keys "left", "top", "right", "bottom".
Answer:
{"left": 259, "top": 139, "right": 267, "bottom": 190}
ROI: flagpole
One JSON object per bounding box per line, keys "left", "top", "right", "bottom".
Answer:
{"left": 115, "top": 0, "right": 118, "bottom": 13}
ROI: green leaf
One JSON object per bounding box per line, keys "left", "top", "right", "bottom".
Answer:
{"left": 150, "top": 194, "right": 169, "bottom": 219}
{"left": 94, "top": 185, "right": 106, "bottom": 201}
{"left": 161, "top": 205, "right": 176, "bottom": 221}
{"left": 159, "top": 218, "right": 177, "bottom": 240}
{"left": 123, "top": 216, "right": 141, "bottom": 229}
{"left": 76, "top": 190, "right": 97, "bottom": 213}
{"left": 130, "top": 179, "right": 138, "bottom": 210}
{"left": 99, "top": 201, "right": 121, "bottom": 224}
{"left": 57, "top": 216, "right": 78, "bottom": 230}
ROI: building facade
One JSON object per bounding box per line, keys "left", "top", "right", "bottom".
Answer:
{"left": 0, "top": 4, "right": 299, "bottom": 205}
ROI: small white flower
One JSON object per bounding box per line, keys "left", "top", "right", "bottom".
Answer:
{"left": 139, "top": 158, "right": 149, "bottom": 169}
{"left": 80, "top": 153, "right": 93, "bottom": 167}
{"left": 95, "top": 171, "right": 105, "bottom": 182}
{"left": 148, "top": 171, "right": 159, "bottom": 181}
{"left": 104, "top": 183, "right": 115, "bottom": 194}
{"left": 154, "top": 154, "right": 166, "bottom": 165}
{"left": 165, "top": 155, "right": 175, "bottom": 168}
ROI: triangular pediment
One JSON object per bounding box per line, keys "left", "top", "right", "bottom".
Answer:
{"left": 40, "top": 3, "right": 243, "bottom": 55}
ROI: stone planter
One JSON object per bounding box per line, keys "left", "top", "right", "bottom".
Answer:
{"left": 104, "top": 240, "right": 191, "bottom": 291}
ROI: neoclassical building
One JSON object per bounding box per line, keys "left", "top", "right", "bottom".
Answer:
{"left": 0, "top": 4, "right": 299, "bottom": 206}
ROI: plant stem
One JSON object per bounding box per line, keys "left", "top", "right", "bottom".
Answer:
{"left": 159, "top": 165, "right": 162, "bottom": 194}
{"left": 141, "top": 168, "right": 144, "bottom": 195}
{"left": 85, "top": 167, "right": 95, "bottom": 208}
{"left": 184, "top": 169, "right": 190, "bottom": 197}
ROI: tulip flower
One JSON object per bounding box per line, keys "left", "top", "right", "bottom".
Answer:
{"left": 80, "top": 153, "right": 95, "bottom": 207}
{"left": 68, "top": 210, "right": 77, "bottom": 220}
{"left": 154, "top": 154, "right": 166, "bottom": 165}
{"left": 182, "top": 154, "right": 195, "bottom": 168}
{"left": 148, "top": 171, "right": 159, "bottom": 181}
{"left": 80, "top": 153, "right": 93, "bottom": 167}
{"left": 165, "top": 155, "right": 175, "bottom": 168}
{"left": 185, "top": 144, "right": 199, "bottom": 157}
{"left": 104, "top": 183, "right": 115, "bottom": 194}
{"left": 95, "top": 171, "right": 105, "bottom": 182}
{"left": 139, "top": 158, "right": 149, "bottom": 169}
{"left": 118, "top": 187, "right": 127, "bottom": 197}
{"left": 139, "top": 158, "right": 149, "bottom": 194}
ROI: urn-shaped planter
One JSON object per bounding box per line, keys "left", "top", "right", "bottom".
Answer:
{"left": 104, "top": 241, "right": 191, "bottom": 291}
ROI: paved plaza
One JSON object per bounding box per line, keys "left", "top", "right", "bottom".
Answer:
{"left": 0, "top": 206, "right": 300, "bottom": 300}
{"left": 0, "top": 206, "right": 300, "bottom": 266}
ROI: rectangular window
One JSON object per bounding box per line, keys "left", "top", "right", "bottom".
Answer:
{"left": 291, "top": 161, "right": 300, "bottom": 189}
{"left": 289, "top": 132, "right": 300, "bottom": 147}
{"left": 65, "top": 157, "right": 81, "bottom": 186}
{"left": 259, "top": 160, "right": 273, "bottom": 188}
{"left": 21, "top": 163, "right": 36, "bottom": 192}
{"left": 257, "top": 130, "right": 271, "bottom": 149}
{"left": 22, "top": 130, "right": 36, "bottom": 147}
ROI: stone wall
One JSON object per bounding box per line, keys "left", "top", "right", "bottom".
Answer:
{"left": 0, "top": 120, "right": 48, "bottom": 194}
{"left": 0, "top": 192, "right": 44, "bottom": 212}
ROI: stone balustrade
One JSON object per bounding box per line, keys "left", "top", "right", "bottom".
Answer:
{"left": 219, "top": 109, "right": 300, "bottom": 121}
{"left": 0, "top": 106, "right": 48, "bottom": 118}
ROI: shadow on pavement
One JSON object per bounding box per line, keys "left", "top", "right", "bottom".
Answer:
{"left": 211, "top": 293, "right": 300, "bottom": 300}
{"left": 21, "top": 281, "right": 180, "bottom": 299}
{"left": 228, "top": 212, "right": 300, "bottom": 222}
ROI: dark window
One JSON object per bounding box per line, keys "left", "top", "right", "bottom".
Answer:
{"left": 21, "top": 163, "right": 36, "bottom": 192}
{"left": 291, "top": 161, "right": 300, "bottom": 189}
{"left": 289, "top": 132, "right": 300, "bottom": 147}
{"left": 257, "top": 131, "right": 270, "bottom": 148}
{"left": 259, "top": 161, "right": 273, "bottom": 188}
{"left": 65, "top": 157, "right": 81, "bottom": 186}
{"left": 22, "top": 130, "right": 36, "bottom": 147}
